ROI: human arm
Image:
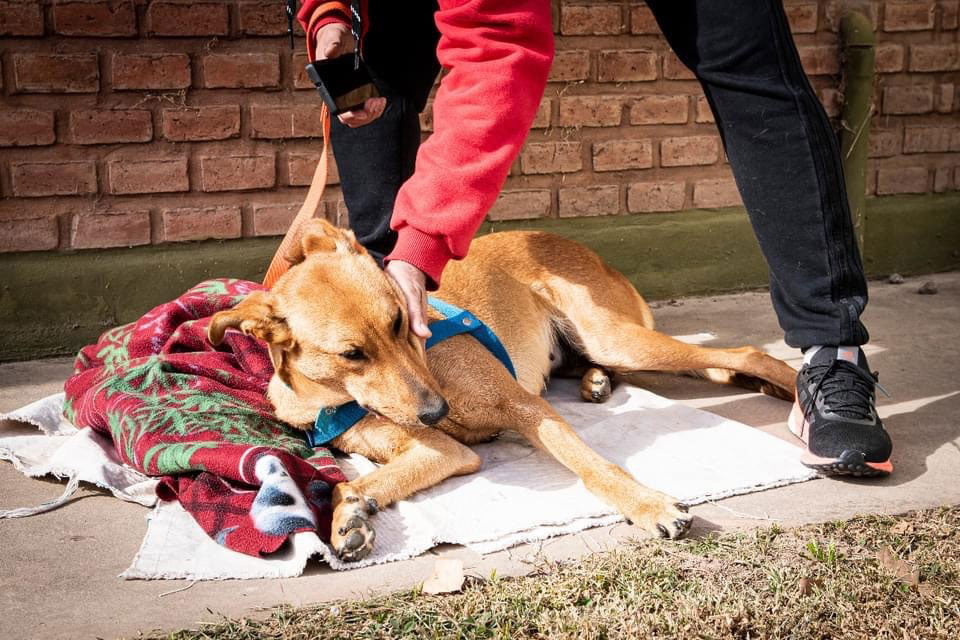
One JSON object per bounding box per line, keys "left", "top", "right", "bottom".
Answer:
{"left": 299, "top": 0, "right": 554, "bottom": 337}
{"left": 384, "top": 0, "right": 555, "bottom": 288}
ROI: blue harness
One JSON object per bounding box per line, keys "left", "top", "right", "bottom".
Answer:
{"left": 305, "top": 297, "right": 516, "bottom": 447}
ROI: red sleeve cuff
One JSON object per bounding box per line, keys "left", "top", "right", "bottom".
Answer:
{"left": 385, "top": 227, "right": 455, "bottom": 291}
{"left": 313, "top": 14, "right": 349, "bottom": 33}
{"left": 298, "top": 1, "right": 351, "bottom": 62}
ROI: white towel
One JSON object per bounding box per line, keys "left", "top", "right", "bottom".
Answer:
{"left": 1, "top": 380, "right": 816, "bottom": 579}
{"left": 0, "top": 394, "right": 158, "bottom": 518}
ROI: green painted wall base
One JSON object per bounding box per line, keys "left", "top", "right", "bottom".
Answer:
{"left": 1, "top": 239, "right": 281, "bottom": 362}
{"left": 2, "top": 194, "right": 957, "bottom": 361}
{"left": 862, "top": 194, "right": 960, "bottom": 276}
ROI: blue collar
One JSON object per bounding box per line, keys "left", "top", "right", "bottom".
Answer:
{"left": 305, "top": 297, "right": 516, "bottom": 447}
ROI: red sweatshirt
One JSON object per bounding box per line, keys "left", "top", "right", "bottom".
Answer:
{"left": 298, "top": 0, "right": 554, "bottom": 287}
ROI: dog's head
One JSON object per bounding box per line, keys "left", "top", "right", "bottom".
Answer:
{"left": 208, "top": 219, "right": 448, "bottom": 429}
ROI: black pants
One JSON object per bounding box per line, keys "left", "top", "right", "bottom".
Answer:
{"left": 330, "top": 0, "right": 870, "bottom": 349}
{"left": 329, "top": 0, "right": 440, "bottom": 264}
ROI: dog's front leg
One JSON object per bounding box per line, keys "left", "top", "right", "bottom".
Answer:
{"left": 512, "top": 397, "right": 692, "bottom": 539}
{"left": 327, "top": 418, "right": 481, "bottom": 562}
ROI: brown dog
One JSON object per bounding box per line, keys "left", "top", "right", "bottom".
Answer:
{"left": 209, "top": 220, "right": 796, "bottom": 561}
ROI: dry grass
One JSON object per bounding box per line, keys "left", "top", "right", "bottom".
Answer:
{"left": 152, "top": 507, "right": 960, "bottom": 640}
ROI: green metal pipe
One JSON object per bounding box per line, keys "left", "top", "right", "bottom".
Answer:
{"left": 838, "top": 10, "right": 876, "bottom": 249}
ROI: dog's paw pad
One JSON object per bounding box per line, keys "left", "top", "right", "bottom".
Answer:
{"left": 344, "top": 530, "right": 366, "bottom": 551}
{"left": 332, "top": 507, "right": 376, "bottom": 562}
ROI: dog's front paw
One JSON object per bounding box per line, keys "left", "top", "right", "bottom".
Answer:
{"left": 624, "top": 495, "right": 692, "bottom": 540}
{"left": 331, "top": 486, "right": 378, "bottom": 562}
{"left": 580, "top": 367, "right": 612, "bottom": 403}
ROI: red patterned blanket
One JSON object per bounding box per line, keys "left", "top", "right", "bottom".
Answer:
{"left": 64, "top": 279, "right": 346, "bottom": 557}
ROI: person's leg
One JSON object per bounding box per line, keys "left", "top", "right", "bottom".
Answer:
{"left": 330, "top": 101, "right": 421, "bottom": 264}
{"left": 646, "top": 0, "right": 891, "bottom": 475}
{"left": 646, "top": 0, "right": 868, "bottom": 349}
{"left": 329, "top": 0, "right": 440, "bottom": 265}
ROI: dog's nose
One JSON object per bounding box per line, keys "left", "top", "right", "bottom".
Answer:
{"left": 417, "top": 398, "right": 449, "bottom": 426}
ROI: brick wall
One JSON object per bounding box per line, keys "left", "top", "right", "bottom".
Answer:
{"left": 1, "top": 1, "right": 958, "bottom": 252}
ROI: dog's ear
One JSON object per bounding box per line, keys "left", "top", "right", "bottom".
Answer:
{"left": 207, "top": 290, "right": 292, "bottom": 347}
{"left": 284, "top": 218, "right": 365, "bottom": 266}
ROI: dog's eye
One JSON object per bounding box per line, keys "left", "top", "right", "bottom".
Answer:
{"left": 340, "top": 348, "right": 367, "bottom": 361}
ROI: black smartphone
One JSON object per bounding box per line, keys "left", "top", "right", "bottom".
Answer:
{"left": 305, "top": 56, "right": 380, "bottom": 116}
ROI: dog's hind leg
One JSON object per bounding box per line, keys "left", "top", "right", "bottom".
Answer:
{"left": 586, "top": 322, "right": 795, "bottom": 400}
{"left": 327, "top": 419, "right": 481, "bottom": 562}
{"left": 492, "top": 232, "right": 793, "bottom": 399}
{"left": 540, "top": 273, "right": 796, "bottom": 400}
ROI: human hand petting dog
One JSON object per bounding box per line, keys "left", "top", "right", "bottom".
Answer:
{"left": 385, "top": 260, "right": 432, "bottom": 341}
{"left": 314, "top": 22, "right": 386, "bottom": 128}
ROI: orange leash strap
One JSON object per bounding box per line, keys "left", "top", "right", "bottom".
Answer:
{"left": 262, "top": 105, "right": 331, "bottom": 289}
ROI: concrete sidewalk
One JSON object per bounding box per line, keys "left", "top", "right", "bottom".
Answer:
{"left": 2, "top": 272, "right": 958, "bottom": 640}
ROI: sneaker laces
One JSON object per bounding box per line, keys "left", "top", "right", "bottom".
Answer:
{"left": 804, "top": 359, "right": 882, "bottom": 421}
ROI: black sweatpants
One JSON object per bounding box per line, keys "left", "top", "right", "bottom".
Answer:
{"left": 329, "top": 0, "right": 871, "bottom": 350}
{"left": 328, "top": 0, "right": 440, "bottom": 264}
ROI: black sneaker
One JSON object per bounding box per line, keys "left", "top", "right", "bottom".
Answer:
{"left": 788, "top": 346, "right": 893, "bottom": 477}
